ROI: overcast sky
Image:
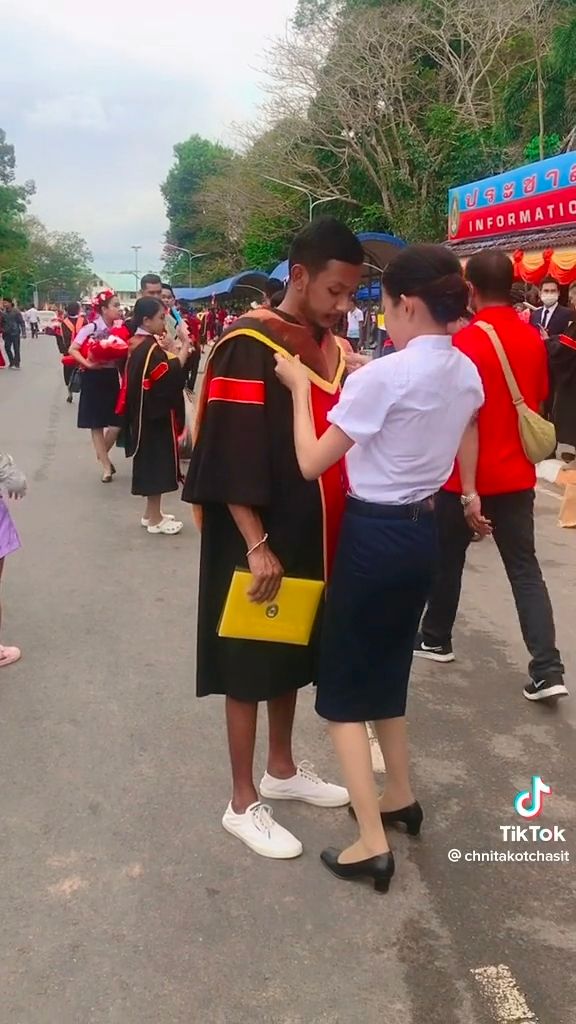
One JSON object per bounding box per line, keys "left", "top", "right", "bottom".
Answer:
{"left": 0, "top": 0, "right": 297, "bottom": 278}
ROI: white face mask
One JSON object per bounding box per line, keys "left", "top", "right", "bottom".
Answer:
{"left": 541, "top": 292, "right": 559, "bottom": 308}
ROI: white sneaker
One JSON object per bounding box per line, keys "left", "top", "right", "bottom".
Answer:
{"left": 222, "top": 801, "right": 303, "bottom": 859}
{"left": 260, "top": 761, "right": 349, "bottom": 808}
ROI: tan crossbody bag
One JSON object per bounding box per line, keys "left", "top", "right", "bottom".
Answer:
{"left": 475, "top": 320, "right": 556, "bottom": 464}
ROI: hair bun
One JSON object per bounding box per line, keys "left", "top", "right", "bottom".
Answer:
{"left": 419, "top": 273, "right": 468, "bottom": 322}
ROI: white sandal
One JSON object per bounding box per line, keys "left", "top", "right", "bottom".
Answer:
{"left": 141, "top": 513, "right": 175, "bottom": 528}
{"left": 147, "top": 518, "right": 183, "bottom": 535}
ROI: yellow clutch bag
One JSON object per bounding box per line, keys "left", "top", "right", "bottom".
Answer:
{"left": 218, "top": 571, "right": 325, "bottom": 646}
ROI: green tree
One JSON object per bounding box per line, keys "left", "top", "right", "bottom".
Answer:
{"left": 25, "top": 221, "right": 94, "bottom": 301}
{"left": 0, "top": 129, "right": 34, "bottom": 268}
{"left": 262, "top": 0, "right": 574, "bottom": 243}
{"left": 294, "top": 0, "right": 381, "bottom": 29}
{"left": 161, "top": 134, "right": 234, "bottom": 285}
{"left": 161, "top": 0, "right": 576, "bottom": 272}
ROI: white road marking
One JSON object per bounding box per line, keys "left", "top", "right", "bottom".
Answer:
{"left": 471, "top": 964, "right": 539, "bottom": 1023}
{"left": 367, "top": 723, "right": 386, "bottom": 773}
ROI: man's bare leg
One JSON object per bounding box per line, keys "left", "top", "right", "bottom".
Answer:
{"left": 226, "top": 696, "right": 259, "bottom": 813}
{"left": 266, "top": 690, "right": 297, "bottom": 779}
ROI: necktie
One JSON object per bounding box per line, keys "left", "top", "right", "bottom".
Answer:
{"left": 542, "top": 308, "right": 549, "bottom": 330}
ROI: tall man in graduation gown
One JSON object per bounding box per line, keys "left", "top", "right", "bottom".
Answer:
{"left": 183, "top": 218, "right": 365, "bottom": 859}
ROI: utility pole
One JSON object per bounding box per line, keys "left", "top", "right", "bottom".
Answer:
{"left": 131, "top": 246, "right": 142, "bottom": 291}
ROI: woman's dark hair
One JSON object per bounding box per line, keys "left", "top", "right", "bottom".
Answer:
{"left": 270, "top": 287, "right": 286, "bottom": 308}
{"left": 381, "top": 244, "right": 468, "bottom": 323}
{"left": 132, "top": 297, "right": 163, "bottom": 329}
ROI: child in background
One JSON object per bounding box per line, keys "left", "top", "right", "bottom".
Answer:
{"left": 0, "top": 452, "right": 27, "bottom": 667}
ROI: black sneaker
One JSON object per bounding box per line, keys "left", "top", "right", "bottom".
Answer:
{"left": 413, "top": 633, "right": 455, "bottom": 663}
{"left": 523, "top": 675, "right": 569, "bottom": 702}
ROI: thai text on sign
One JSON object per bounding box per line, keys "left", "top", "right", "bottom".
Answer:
{"left": 448, "top": 153, "right": 576, "bottom": 243}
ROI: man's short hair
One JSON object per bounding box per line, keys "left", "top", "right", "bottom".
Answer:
{"left": 465, "top": 249, "right": 513, "bottom": 302}
{"left": 540, "top": 276, "right": 560, "bottom": 290}
{"left": 66, "top": 301, "right": 81, "bottom": 317}
{"left": 161, "top": 283, "right": 175, "bottom": 295}
{"left": 140, "top": 273, "right": 162, "bottom": 290}
{"left": 289, "top": 217, "right": 365, "bottom": 276}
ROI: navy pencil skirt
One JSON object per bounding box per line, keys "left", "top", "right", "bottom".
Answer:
{"left": 316, "top": 497, "right": 438, "bottom": 723}
{"left": 78, "top": 368, "right": 121, "bottom": 430}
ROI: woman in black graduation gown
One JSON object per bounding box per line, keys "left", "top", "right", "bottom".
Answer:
{"left": 125, "top": 298, "right": 189, "bottom": 535}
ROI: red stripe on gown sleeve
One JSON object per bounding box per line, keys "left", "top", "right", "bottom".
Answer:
{"left": 559, "top": 334, "right": 576, "bottom": 353}
{"left": 149, "top": 361, "right": 169, "bottom": 383}
{"left": 208, "top": 377, "right": 265, "bottom": 405}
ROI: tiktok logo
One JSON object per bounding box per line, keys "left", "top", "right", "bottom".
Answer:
{"left": 514, "top": 776, "right": 552, "bottom": 819}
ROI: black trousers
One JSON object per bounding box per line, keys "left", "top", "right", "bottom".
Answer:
{"left": 185, "top": 348, "right": 201, "bottom": 393}
{"left": 30, "top": 323, "right": 39, "bottom": 338}
{"left": 421, "top": 489, "right": 563, "bottom": 682}
{"left": 4, "top": 335, "right": 21, "bottom": 367}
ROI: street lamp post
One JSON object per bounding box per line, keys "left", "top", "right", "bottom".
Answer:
{"left": 131, "top": 246, "right": 142, "bottom": 290}
{"left": 164, "top": 245, "right": 210, "bottom": 288}
{"left": 262, "top": 176, "right": 352, "bottom": 221}
{"left": 31, "top": 277, "right": 55, "bottom": 308}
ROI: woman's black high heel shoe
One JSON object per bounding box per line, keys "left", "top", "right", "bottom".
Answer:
{"left": 349, "top": 800, "right": 423, "bottom": 837}
{"left": 382, "top": 801, "right": 423, "bottom": 837}
{"left": 320, "top": 847, "right": 395, "bottom": 892}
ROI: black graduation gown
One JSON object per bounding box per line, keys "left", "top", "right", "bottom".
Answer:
{"left": 182, "top": 314, "right": 346, "bottom": 702}
{"left": 126, "top": 335, "right": 186, "bottom": 497}
{"left": 546, "top": 330, "right": 576, "bottom": 447}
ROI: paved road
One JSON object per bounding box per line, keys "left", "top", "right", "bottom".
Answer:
{"left": 0, "top": 337, "right": 575, "bottom": 1024}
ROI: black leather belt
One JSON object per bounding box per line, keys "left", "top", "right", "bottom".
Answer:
{"left": 346, "top": 495, "right": 435, "bottom": 520}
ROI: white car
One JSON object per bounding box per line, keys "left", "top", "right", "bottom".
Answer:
{"left": 38, "top": 310, "right": 59, "bottom": 332}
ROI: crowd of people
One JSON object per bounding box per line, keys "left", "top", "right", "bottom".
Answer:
{"left": 0, "top": 219, "right": 573, "bottom": 894}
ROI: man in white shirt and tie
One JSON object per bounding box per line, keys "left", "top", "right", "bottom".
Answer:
{"left": 529, "top": 277, "right": 572, "bottom": 336}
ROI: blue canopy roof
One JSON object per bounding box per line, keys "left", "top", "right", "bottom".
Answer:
{"left": 271, "top": 259, "right": 289, "bottom": 282}
{"left": 174, "top": 270, "right": 271, "bottom": 302}
{"left": 357, "top": 282, "right": 381, "bottom": 301}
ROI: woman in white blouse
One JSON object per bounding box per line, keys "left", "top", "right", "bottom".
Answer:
{"left": 275, "top": 244, "right": 484, "bottom": 893}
